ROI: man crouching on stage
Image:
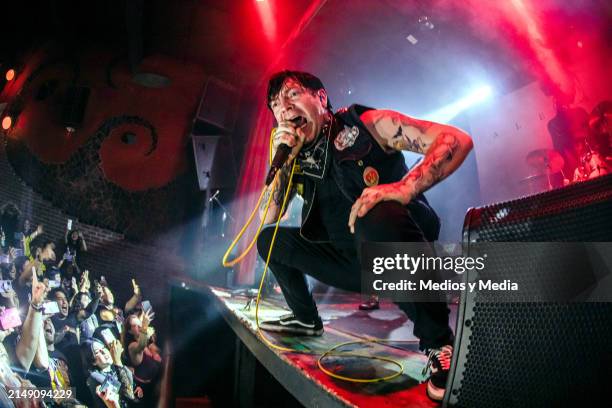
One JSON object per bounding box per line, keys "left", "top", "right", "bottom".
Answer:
{"left": 256, "top": 70, "right": 473, "bottom": 401}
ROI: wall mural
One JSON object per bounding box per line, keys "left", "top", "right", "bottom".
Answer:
{"left": 2, "top": 48, "right": 207, "bottom": 239}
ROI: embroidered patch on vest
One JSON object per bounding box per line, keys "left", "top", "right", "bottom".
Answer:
{"left": 334, "top": 125, "right": 359, "bottom": 151}
{"left": 363, "top": 166, "right": 379, "bottom": 187}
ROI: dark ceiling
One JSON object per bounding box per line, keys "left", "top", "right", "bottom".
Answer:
{"left": 3, "top": 0, "right": 611, "bottom": 115}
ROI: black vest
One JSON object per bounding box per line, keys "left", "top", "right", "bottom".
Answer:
{"left": 298, "top": 104, "right": 441, "bottom": 243}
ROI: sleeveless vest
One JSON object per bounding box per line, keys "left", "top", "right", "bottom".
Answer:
{"left": 298, "top": 104, "right": 441, "bottom": 243}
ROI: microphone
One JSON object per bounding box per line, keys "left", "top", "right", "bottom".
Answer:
{"left": 265, "top": 144, "right": 291, "bottom": 186}
{"left": 209, "top": 189, "right": 220, "bottom": 202}
{"left": 265, "top": 117, "right": 305, "bottom": 186}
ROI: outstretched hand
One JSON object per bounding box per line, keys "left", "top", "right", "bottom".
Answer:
{"left": 31, "top": 270, "right": 47, "bottom": 306}
{"left": 131, "top": 279, "right": 141, "bottom": 297}
{"left": 348, "top": 181, "right": 416, "bottom": 234}
{"left": 108, "top": 339, "right": 124, "bottom": 365}
{"left": 80, "top": 270, "right": 91, "bottom": 292}
{"left": 140, "top": 309, "right": 155, "bottom": 330}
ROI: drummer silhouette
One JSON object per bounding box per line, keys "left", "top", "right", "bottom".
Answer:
{"left": 589, "top": 100, "right": 612, "bottom": 158}
{"left": 547, "top": 95, "right": 591, "bottom": 178}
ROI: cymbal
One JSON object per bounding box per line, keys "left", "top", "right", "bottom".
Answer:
{"left": 520, "top": 174, "right": 547, "bottom": 182}
{"left": 526, "top": 149, "right": 565, "bottom": 173}
{"left": 589, "top": 100, "right": 612, "bottom": 131}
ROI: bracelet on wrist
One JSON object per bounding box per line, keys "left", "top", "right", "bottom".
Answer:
{"left": 30, "top": 302, "right": 43, "bottom": 312}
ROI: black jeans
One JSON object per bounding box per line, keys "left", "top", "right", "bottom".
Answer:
{"left": 256, "top": 201, "right": 454, "bottom": 350}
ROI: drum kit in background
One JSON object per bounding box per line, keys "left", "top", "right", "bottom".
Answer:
{"left": 520, "top": 104, "right": 612, "bottom": 195}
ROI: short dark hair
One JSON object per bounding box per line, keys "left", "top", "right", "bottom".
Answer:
{"left": 30, "top": 237, "right": 54, "bottom": 256}
{"left": 267, "top": 70, "right": 332, "bottom": 111}
{"left": 49, "top": 287, "right": 68, "bottom": 299}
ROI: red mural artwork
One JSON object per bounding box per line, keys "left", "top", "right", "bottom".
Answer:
{"left": 4, "top": 48, "right": 206, "bottom": 192}
{"left": 0, "top": 47, "right": 208, "bottom": 238}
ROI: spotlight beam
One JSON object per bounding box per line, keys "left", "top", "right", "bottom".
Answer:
{"left": 425, "top": 85, "right": 492, "bottom": 123}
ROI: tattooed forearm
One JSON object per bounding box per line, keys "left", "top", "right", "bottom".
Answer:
{"left": 272, "top": 166, "right": 293, "bottom": 205}
{"left": 260, "top": 188, "right": 272, "bottom": 213}
{"left": 402, "top": 132, "right": 461, "bottom": 196}
{"left": 259, "top": 165, "right": 296, "bottom": 222}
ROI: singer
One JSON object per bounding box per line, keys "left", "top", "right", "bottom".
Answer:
{"left": 256, "top": 71, "right": 473, "bottom": 401}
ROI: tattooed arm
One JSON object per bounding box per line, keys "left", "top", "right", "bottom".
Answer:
{"left": 259, "top": 165, "right": 297, "bottom": 224}
{"left": 348, "top": 109, "right": 472, "bottom": 232}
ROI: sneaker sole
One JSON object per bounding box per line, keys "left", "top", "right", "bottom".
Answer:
{"left": 426, "top": 379, "right": 445, "bottom": 402}
{"left": 358, "top": 304, "right": 380, "bottom": 311}
{"left": 259, "top": 323, "right": 324, "bottom": 336}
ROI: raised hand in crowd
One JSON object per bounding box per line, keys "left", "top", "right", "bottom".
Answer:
{"left": 132, "top": 279, "right": 141, "bottom": 297}
{"left": 31, "top": 270, "right": 46, "bottom": 307}
{"left": 108, "top": 339, "right": 124, "bottom": 367}
{"left": 15, "top": 271, "right": 46, "bottom": 371}
{"left": 126, "top": 309, "right": 155, "bottom": 362}
{"left": 0, "top": 285, "right": 19, "bottom": 308}
{"left": 125, "top": 279, "right": 142, "bottom": 312}
{"left": 142, "top": 308, "right": 154, "bottom": 331}
{"left": 80, "top": 270, "right": 91, "bottom": 293}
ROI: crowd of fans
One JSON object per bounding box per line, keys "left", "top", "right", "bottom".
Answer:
{"left": 0, "top": 203, "right": 163, "bottom": 408}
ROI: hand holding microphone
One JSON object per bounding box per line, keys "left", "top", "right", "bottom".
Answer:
{"left": 266, "top": 118, "right": 306, "bottom": 185}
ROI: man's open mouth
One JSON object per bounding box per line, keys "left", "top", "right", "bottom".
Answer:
{"left": 290, "top": 116, "right": 307, "bottom": 128}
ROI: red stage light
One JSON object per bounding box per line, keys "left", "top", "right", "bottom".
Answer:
{"left": 5, "top": 69, "right": 15, "bottom": 81}
{"left": 2, "top": 116, "right": 12, "bottom": 130}
{"left": 255, "top": 0, "right": 276, "bottom": 43}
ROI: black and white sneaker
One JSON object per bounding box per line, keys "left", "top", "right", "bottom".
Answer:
{"left": 422, "top": 345, "right": 453, "bottom": 402}
{"left": 259, "top": 313, "right": 324, "bottom": 336}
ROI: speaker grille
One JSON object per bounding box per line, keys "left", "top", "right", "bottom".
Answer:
{"left": 449, "top": 174, "right": 612, "bottom": 408}
{"left": 456, "top": 303, "right": 612, "bottom": 408}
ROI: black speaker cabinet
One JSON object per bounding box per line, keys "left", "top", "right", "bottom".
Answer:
{"left": 192, "top": 135, "right": 220, "bottom": 191}
{"left": 445, "top": 174, "right": 612, "bottom": 407}
{"left": 191, "top": 134, "right": 237, "bottom": 191}
{"left": 193, "top": 78, "right": 240, "bottom": 134}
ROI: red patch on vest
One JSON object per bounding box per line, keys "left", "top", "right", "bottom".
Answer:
{"left": 363, "top": 166, "right": 379, "bottom": 186}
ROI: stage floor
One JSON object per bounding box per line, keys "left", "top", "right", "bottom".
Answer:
{"left": 207, "top": 286, "right": 458, "bottom": 408}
